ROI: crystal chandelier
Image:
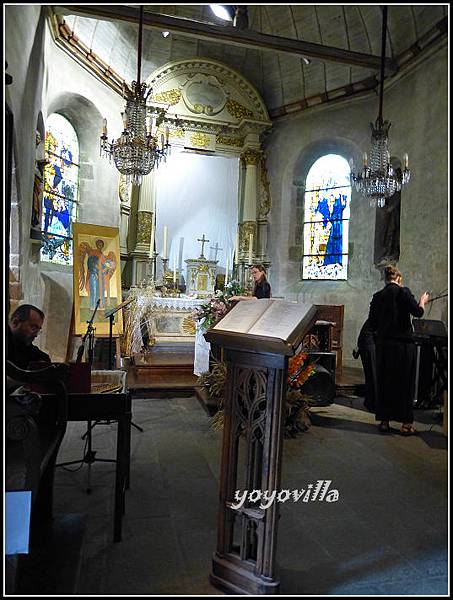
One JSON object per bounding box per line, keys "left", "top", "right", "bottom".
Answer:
{"left": 350, "top": 6, "right": 411, "bottom": 208}
{"left": 100, "top": 6, "right": 170, "bottom": 186}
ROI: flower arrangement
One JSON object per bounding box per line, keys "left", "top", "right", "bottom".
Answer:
{"left": 192, "top": 280, "right": 246, "bottom": 331}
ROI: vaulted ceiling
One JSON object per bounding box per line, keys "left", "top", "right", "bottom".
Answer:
{"left": 50, "top": 4, "right": 448, "bottom": 118}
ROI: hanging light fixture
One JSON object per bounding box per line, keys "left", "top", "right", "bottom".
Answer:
{"left": 350, "top": 6, "right": 411, "bottom": 207}
{"left": 100, "top": 6, "right": 170, "bottom": 186}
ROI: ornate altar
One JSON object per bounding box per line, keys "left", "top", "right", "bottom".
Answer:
{"left": 123, "top": 287, "right": 205, "bottom": 354}
{"left": 185, "top": 258, "right": 217, "bottom": 297}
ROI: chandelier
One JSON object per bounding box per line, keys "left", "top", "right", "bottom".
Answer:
{"left": 100, "top": 6, "right": 170, "bottom": 186}
{"left": 350, "top": 6, "right": 411, "bottom": 207}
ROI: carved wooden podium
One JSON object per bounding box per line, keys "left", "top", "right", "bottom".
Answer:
{"left": 204, "top": 299, "right": 317, "bottom": 595}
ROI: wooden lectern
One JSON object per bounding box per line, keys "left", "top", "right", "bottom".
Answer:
{"left": 204, "top": 299, "right": 317, "bottom": 595}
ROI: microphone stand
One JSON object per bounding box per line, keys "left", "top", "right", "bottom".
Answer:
{"left": 76, "top": 299, "right": 100, "bottom": 364}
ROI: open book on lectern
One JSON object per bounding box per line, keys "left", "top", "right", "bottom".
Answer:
{"left": 206, "top": 299, "right": 317, "bottom": 355}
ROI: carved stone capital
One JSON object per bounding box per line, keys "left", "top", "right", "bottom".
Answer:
{"left": 241, "top": 148, "right": 262, "bottom": 166}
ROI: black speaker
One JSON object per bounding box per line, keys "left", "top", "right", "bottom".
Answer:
{"left": 307, "top": 352, "right": 336, "bottom": 382}
{"left": 304, "top": 352, "right": 336, "bottom": 406}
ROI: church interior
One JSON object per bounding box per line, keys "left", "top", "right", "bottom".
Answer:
{"left": 5, "top": 4, "right": 448, "bottom": 596}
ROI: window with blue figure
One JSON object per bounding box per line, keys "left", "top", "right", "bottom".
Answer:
{"left": 302, "top": 154, "right": 351, "bottom": 280}
{"left": 41, "top": 114, "right": 79, "bottom": 265}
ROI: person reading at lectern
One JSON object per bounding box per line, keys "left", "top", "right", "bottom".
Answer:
{"left": 367, "top": 265, "right": 429, "bottom": 436}
{"left": 231, "top": 264, "right": 271, "bottom": 301}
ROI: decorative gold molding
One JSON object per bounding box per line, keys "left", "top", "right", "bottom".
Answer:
{"left": 136, "top": 211, "right": 153, "bottom": 245}
{"left": 226, "top": 99, "right": 254, "bottom": 121}
{"left": 216, "top": 135, "right": 244, "bottom": 147}
{"left": 239, "top": 221, "right": 257, "bottom": 253}
{"left": 189, "top": 132, "right": 211, "bottom": 148}
{"left": 152, "top": 89, "right": 182, "bottom": 105}
{"left": 170, "top": 128, "right": 185, "bottom": 138}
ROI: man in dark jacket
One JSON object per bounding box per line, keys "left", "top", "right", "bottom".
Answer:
{"left": 7, "top": 304, "right": 51, "bottom": 370}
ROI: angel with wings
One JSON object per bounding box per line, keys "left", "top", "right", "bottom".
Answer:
{"left": 78, "top": 239, "right": 117, "bottom": 310}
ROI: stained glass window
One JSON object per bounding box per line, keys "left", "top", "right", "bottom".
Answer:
{"left": 40, "top": 114, "right": 79, "bottom": 265}
{"left": 302, "top": 154, "right": 351, "bottom": 280}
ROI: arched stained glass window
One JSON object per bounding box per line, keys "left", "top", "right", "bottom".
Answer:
{"left": 302, "top": 154, "right": 351, "bottom": 280}
{"left": 40, "top": 113, "right": 79, "bottom": 265}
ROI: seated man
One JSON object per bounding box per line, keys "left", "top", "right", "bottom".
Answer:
{"left": 7, "top": 304, "right": 51, "bottom": 390}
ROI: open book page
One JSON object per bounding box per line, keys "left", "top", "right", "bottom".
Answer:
{"left": 212, "top": 298, "right": 273, "bottom": 333}
{"left": 248, "top": 300, "right": 313, "bottom": 340}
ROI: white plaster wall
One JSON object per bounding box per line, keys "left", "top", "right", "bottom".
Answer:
{"left": 5, "top": 6, "right": 125, "bottom": 361}
{"left": 265, "top": 47, "right": 448, "bottom": 367}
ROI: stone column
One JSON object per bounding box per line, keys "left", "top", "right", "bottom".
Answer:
{"left": 240, "top": 148, "right": 261, "bottom": 260}
{"left": 131, "top": 171, "right": 156, "bottom": 286}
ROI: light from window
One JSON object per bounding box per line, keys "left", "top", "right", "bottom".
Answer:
{"left": 302, "top": 154, "right": 351, "bottom": 280}
{"left": 40, "top": 114, "right": 79, "bottom": 265}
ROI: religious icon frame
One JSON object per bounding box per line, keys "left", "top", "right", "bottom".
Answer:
{"left": 72, "top": 222, "right": 123, "bottom": 336}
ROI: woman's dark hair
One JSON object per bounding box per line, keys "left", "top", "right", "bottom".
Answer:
{"left": 10, "top": 304, "right": 45, "bottom": 322}
{"left": 384, "top": 265, "right": 402, "bottom": 283}
{"left": 252, "top": 264, "right": 267, "bottom": 277}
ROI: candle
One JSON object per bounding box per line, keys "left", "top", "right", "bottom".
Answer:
{"left": 225, "top": 257, "right": 229, "bottom": 286}
{"left": 404, "top": 153, "right": 409, "bottom": 169}
{"left": 248, "top": 233, "right": 253, "bottom": 265}
{"left": 162, "top": 226, "right": 168, "bottom": 259}
{"left": 150, "top": 117, "right": 156, "bottom": 136}
{"left": 165, "top": 126, "right": 169, "bottom": 145}
{"left": 363, "top": 152, "right": 368, "bottom": 167}
{"left": 161, "top": 133, "right": 165, "bottom": 149}
{"left": 149, "top": 221, "right": 155, "bottom": 259}
{"left": 122, "top": 112, "right": 128, "bottom": 130}
{"left": 102, "top": 118, "right": 107, "bottom": 135}
{"left": 234, "top": 232, "right": 239, "bottom": 265}
{"left": 173, "top": 262, "right": 177, "bottom": 284}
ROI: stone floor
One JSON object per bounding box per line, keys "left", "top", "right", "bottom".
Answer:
{"left": 25, "top": 393, "right": 449, "bottom": 595}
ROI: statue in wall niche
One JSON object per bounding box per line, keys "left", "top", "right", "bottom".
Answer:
{"left": 374, "top": 172, "right": 401, "bottom": 267}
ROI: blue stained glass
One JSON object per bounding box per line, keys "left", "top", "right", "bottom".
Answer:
{"left": 302, "top": 155, "right": 351, "bottom": 280}
{"left": 41, "top": 114, "right": 79, "bottom": 265}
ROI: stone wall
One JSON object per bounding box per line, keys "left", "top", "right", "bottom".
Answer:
{"left": 5, "top": 6, "right": 124, "bottom": 361}
{"left": 264, "top": 47, "right": 448, "bottom": 368}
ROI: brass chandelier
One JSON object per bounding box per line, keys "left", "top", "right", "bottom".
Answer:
{"left": 100, "top": 6, "right": 170, "bottom": 186}
{"left": 350, "top": 6, "right": 411, "bottom": 207}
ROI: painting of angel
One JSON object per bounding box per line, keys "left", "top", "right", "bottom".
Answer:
{"left": 73, "top": 223, "right": 123, "bottom": 335}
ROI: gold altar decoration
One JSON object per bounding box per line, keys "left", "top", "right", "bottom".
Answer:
{"left": 216, "top": 134, "right": 244, "bottom": 147}
{"left": 152, "top": 89, "right": 182, "bottom": 105}
{"left": 239, "top": 221, "right": 257, "bottom": 254}
{"left": 241, "top": 148, "right": 263, "bottom": 166}
{"left": 226, "top": 99, "right": 253, "bottom": 120}
{"left": 136, "top": 211, "right": 153, "bottom": 245}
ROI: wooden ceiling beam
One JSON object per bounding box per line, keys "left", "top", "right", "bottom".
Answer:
{"left": 56, "top": 5, "right": 397, "bottom": 72}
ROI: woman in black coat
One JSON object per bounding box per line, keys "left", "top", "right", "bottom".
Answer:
{"left": 368, "top": 265, "right": 429, "bottom": 435}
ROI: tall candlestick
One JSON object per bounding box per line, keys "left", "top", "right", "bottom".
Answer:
{"left": 162, "top": 226, "right": 168, "bottom": 259}
{"left": 234, "top": 232, "right": 239, "bottom": 265}
{"left": 248, "top": 233, "right": 253, "bottom": 265}
{"left": 225, "top": 257, "right": 229, "bottom": 286}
